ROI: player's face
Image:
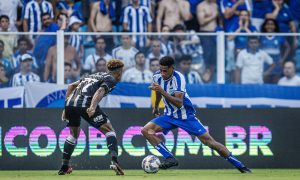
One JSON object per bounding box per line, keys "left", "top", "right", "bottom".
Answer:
{"left": 160, "top": 65, "right": 174, "bottom": 80}
{"left": 283, "top": 62, "right": 296, "bottom": 78}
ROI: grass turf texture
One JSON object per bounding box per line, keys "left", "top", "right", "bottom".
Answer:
{"left": 0, "top": 169, "right": 299, "bottom": 180}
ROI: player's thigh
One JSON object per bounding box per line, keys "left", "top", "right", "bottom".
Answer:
{"left": 81, "top": 107, "right": 109, "bottom": 129}
{"left": 65, "top": 106, "right": 81, "bottom": 128}
{"left": 147, "top": 115, "right": 176, "bottom": 135}
{"left": 176, "top": 116, "right": 207, "bottom": 136}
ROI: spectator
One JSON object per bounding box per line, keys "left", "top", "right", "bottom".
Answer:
{"left": 147, "top": 39, "right": 164, "bottom": 61}
{"left": 0, "top": 40, "right": 13, "bottom": 78}
{"left": 64, "top": 62, "right": 76, "bottom": 84}
{"left": 89, "top": 0, "right": 115, "bottom": 51}
{"left": 95, "top": 58, "right": 107, "bottom": 73}
{"left": 160, "top": 25, "right": 174, "bottom": 56}
{"left": 84, "top": 36, "right": 112, "bottom": 73}
{"left": 266, "top": 0, "right": 298, "bottom": 59}
{"left": 229, "top": 10, "right": 257, "bottom": 52}
{"left": 0, "top": 0, "right": 23, "bottom": 32}
{"left": 261, "top": 18, "right": 291, "bottom": 83}
{"left": 278, "top": 61, "right": 300, "bottom": 86}
{"left": 123, "top": 0, "right": 152, "bottom": 50}
{"left": 289, "top": 0, "right": 300, "bottom": 30}
{"left": 197, "top": 0, "right": 218, "bottom": 82}
{"left": 220, "top": 0, "right": 251, "bottom": 32}
{"left": 185, "top": 0, "right": 202, "bottom": 31}
{"left": 56, "top": 0, "right": 83, "bottom": 20}
{"left": 33, "top": 12, "right": 64, "bottom": 75}
{"left": 140, "top": 0, "right": 156, "bottom": 16}
{"left": 11, "top": 53, "right": 40, "bottom": 87}
{"left": 122, "top": 51, "right": 153, "bottom": 83}
{"left": 236, "top": 36, "right": 275, "bottom": 84}
{"left": 149, "top": 58, "right": 160, "bottom": 74}
{"left": 251, "top": 0, "right": 272, "bottom": 31}
{"left": 12, "top": 37, "right": 38, "bottom": 72}
{"left": 68, "top": 16, "right": 83, "bottom": 55}
{"left": 0, "top": 15, "right": 17, "bottom": 61}
{"left": 156, "top": 0, "right": 192, "bottom": 32}
{"left": 177, "top": 54, "right": 203, "bottom": 84}
{"left": 23, "top": 0, "right": 54, "bottom": 32}
{"left": 0, "top": 63, "right": 9, "bottom": 88}
{"left": 173, "top": 24, "right": 204, "bottom": 74}
{"left": 89, "top": 0, "right": 114, "bottom": 32}
{"left": 44, "top": 36, "right": 80, "bottom": 82}
{"left": 112, "top": 32, "right": 139, "bottom": 69}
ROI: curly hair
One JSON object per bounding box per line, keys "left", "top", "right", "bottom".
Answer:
{"left": 107, "top": 59, "right": 124, "bottom": 71}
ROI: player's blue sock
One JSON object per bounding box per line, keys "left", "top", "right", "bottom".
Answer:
{"left": 226, "top": 153, "right": 245, "bottom": 169}
{"left": 155, "top": 142, "right": 173, "bottom": 159}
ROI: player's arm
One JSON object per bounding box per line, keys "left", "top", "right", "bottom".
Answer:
{"left": 86, "top": 87, "right": 106, "bottom": 117}
{"left": 153, "top": 91, "right": 162, "bottom": 117}
{"left": 151, "top": 82, "right": 183, "bottom": 108}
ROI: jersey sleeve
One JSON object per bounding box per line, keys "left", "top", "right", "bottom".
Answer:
{"left": 174, "top": 72, "right": 186, "bottom": 92}
{"left": 100, "top": 76, "right": 117, "bottom": 95}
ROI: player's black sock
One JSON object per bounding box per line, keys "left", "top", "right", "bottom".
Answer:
{"left": 62, "top": 135, "right": 77, "bottom": 166}
{"left": 106, "top": 132, "right": 118, "bottom": 163}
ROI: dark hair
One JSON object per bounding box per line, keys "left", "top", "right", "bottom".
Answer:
{"left": 179, "top": 54, "right": 192, "bottom": 63}
{"left": 96, "top": 58, "right": 106, "bottom": 64}
{"left": 64, "top": 62, "right": 72, "bottom": 68}
{"left": 0, "top": 15, "right": 9, "bottom": 21}
{"left": 159, "top": 56, "right": 174, "bottom": 67}
{"left": 283, "top": 60, "right": 296, "bottom": 67}
{"left": 94, "top": 36, "right": 105, "bottom": 44}
{"left": 17, "top": 36, "right": 30, "bottom": 45}
{"left": 261, "top": 18, "right": 279, "bottom": 33}
{"left": 0, "top": 39, "right": 4, "bottom": 47}
{"left": 172, "top": 24, "right": 185, "bottom": 32}
{"left": 107, "top": 59, "right": 124, "bottom": 71}
{"left": 121, "top": 29, "right": 130, "bottom": 33}
{"left": 248, "top": 36, "right": 259, "bottom": 41}
{"left": 0, "top": 62, "right": 4, "bottom": 68}
{"left": 41, "top": 12, "right": 50, "bottom": 19}
{"left": 149, "top": 58, "right": 159, "bottom": 64}
{"left": 134, "top": 51, "right": 144, "bottom": 60}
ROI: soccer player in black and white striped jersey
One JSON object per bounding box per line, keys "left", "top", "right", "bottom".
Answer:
{"left": 58, "top": 60, "right": 125, "bottom": 176}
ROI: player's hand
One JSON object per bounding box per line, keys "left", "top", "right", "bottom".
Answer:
{"left": 152, "top": 107, "right": 160, "bottom": 117}
{"left": 87, "top": 107, "right": 96, "bottom": 118}
{"left": 149, "top": 83, "right": 163, "bottom": 93}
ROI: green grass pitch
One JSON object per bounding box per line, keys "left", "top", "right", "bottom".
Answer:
{"left": 0, "top": 169, "right": 300, "bottom": 180}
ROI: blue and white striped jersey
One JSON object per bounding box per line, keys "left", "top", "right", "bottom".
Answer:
{"left": 122, "top": 4, "right": 152, "bottom": 48}
{"left": 11, "top": 72, "right": 40, "bottom": 87}
{"left": 153, "top": 70, "right": 195, "bottom": 120}
{"left": 69, "top": 34, "right": 82, "bottom": 53}
{"left": 23, "top": 0, "right": 54, "bottom": 32}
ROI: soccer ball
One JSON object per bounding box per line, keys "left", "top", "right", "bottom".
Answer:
{"left": 141, "top": 155, "right": 161, "bottom": 173}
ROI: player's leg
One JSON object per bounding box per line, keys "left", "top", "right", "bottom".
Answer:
{"left": 98, "top": 122, "right": 124, "bottom": 175}
{"left": 58, "top": 107, "right": 81, "bottom": 175}
{"left": 198, "top": 132, "right": 251, "bottom": 173}
{"left": 83, "top": 107, "right": 124, "bottom": 175}
{"left": 141, "top": 116, "right": 178, "bottom": 169}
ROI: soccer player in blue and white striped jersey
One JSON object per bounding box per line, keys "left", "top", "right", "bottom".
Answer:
{"left": 23, "top": 0, "right": 54, "bottom": 32}
{"left": 122, "top": 0, "right": 152, "bottom": 49}
{"left": 141, "top": 56, "right": 251, "bottom": 173}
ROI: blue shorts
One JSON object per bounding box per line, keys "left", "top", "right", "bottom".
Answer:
{"left": 151, "top": 115, "right": 207, "bottom": 136}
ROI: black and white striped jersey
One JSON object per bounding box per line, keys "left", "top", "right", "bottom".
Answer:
{"left": 66, "top": 72, "right": 117, "bottom": 107}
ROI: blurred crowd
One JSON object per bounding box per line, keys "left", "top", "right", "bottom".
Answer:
{"left": 0, "top": 0, "right": 300, "bottom": 88}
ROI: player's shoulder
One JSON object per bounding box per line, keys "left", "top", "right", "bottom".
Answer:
{"left": 174, "top": 71, "right": 185, "bottom": 79}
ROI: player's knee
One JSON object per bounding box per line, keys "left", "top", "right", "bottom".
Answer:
{"left": 141, "top": 127, "right": 155, "bottom": 137}
{"left": 105, "top": 131, "right": 116, "bottom": 138}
